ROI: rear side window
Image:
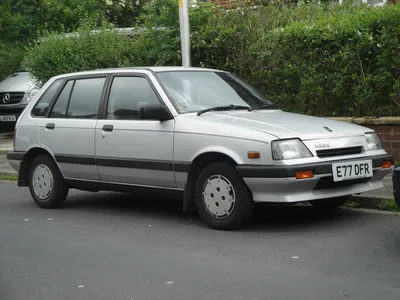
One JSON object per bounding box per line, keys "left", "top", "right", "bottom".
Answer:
{"left": 31, "top": 80, "right": 62, "bottom": 117}
{"left": 67, "top": 78, "right": 105, "bottom": 119}
{"left": 49, "top": 81, "right": 73, "bottom": 118}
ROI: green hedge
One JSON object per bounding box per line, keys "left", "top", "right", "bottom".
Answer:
{"left": 0, "top": 43, "right": 25, "bottom": 81}
{"left": 253, "top": 4, "right": 400, "bottom": 117}
{"left": 23, "top": 22, "right": 136, "bottom": 84}
{"left": 23, "top": 1, "right": 400, "bottom": 117}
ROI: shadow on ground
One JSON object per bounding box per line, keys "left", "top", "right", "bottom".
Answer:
{"left": 61, "top": 191, "right": 367, "bottom": 232}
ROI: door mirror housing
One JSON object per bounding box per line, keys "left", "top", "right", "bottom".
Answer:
{"left": 139, "top": 104, "right": 173, "bottom": 121}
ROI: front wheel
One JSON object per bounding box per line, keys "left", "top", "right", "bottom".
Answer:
{"left": 309, "top": 196, "right": 350, "bottom": 209}
{"left": 194, "top": 162, "right": 254, "bottom": 230}
{"left": 29, "top": 154, "right": 69, "bottom": 209}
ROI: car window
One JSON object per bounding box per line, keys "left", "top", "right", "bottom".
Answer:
{"left": 31, "top": 79, "right": 63, "bottom": 117}
{"left": 107, "top": 77, "right": 161, "bottom": 120}
{"left": 49, "top": 80, "right": 73, "bottom": 118}
{"left": 67, "top": 78, "right": 105, "bottom": 119}
{"left": 157, "top": 71, "right": 272, "bottom": 113}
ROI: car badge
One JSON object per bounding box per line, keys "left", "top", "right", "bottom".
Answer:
{"left": 2, "top": 93, "right": 11, "bottom": 104}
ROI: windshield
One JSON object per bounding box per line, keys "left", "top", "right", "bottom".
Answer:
{"left": 16, "top": 66, "right": 27, "bottom": 73}
{"left": 156, "top": 71, "right": 273, "bottom": 114}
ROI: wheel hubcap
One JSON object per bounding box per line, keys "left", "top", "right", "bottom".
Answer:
{"left": 32, "top": 164, "right": 54, "bottom": 200}
{"left": 202, "top": 175, "right": 235, "bottom": 219}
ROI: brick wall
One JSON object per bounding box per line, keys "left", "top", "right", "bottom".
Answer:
{"left": 331, "top": 117, "right": 400, "bottom": 162}
{"left": 367, "top": 125, "right": 400, "bottom": 161}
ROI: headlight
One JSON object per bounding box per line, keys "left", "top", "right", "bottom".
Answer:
{"left": 365, "top": 132, "right": 383, "bottom": 150}
{"left": 24, "top": 87, "right": 40, "bottom": 102}
{"left": 271, "top": 139, "right": 313, "bottom": 160}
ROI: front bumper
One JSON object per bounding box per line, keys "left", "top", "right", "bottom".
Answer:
{"left": 237, "top": 155, "right": 392, "bottom": 203}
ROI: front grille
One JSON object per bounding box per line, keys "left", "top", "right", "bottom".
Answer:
{"left": 316, "top": 146, "right": 363, "bottom": 158}
{"left": 314, "top": 175, "right": 371, "bottom": 190}
{"left": 0, "top": 92, "right": 25, "bottom": 105}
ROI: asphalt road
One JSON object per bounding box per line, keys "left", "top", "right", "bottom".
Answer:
{"left": 1, "top": 182, "right": 400, "bottom": 300}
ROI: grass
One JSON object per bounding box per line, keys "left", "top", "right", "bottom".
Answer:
{"left": 344, "top": 199, "right": 360, "bottom": 208}
{"left": 0, "top": 174, "right": 18, "bottom": 181}
{"left": 344, "top": 197, "right": 399, "bottom": 212}
{"left": 378, "top": 199, "right": 399, "bottom": 212}
{"left": 0, "top": 150, "right": 9, "bottom": 154}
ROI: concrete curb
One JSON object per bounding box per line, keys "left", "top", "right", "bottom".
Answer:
{"left": 350, "top": 195, "right": 398, "bottom": 212}
{"left": 0, "top": 133, "right": 13, "bottom": 140}
{"left": 0, "top": 170, "right": 18, "bottom": 177}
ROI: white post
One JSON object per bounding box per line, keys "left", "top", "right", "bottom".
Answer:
{"left": 179, "top": 0, "right": 191, "bottom": 67}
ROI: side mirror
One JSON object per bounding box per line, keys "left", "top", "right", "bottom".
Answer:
{"left": 139, "top": 104, "right": 173, "bottom": 121}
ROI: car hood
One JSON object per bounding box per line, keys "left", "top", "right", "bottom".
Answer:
{"left": 199, "top": 110, "right": 368, "bottom": 140}
{"left": 0, "top": 72, "right": 35, "bottom": 92}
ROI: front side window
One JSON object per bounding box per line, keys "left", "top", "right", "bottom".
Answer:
{"left": 156, "top": 71, "right": 273, "bottom": 113}
{"left": 32, "top": 79, "right": 63, "bottom": 117}
{"left": 49, "top": 80, "right": 73, "bottom": 118}
{"left": 67, "top": 78, "right": 105, "bottom": 119}
{"left": 107, "top": 76, "right": 161, "bottom": 120}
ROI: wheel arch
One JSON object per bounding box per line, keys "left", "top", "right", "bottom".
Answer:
{"left": 18, "top": 147, "right": 59, "bottom": 186}
{"left": 183, "top": 150, "right": 241, "bottom": 211}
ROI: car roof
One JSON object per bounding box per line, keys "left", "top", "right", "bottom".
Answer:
{"left": 51, "top": 67, "right": 225, "bottom": 81}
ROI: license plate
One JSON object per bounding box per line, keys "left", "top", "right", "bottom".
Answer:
{"left": 0, "top": 115, "right": 16, "bottom": 122}
{"left": 332, "top": 160, "right": 373, "bottom": 182}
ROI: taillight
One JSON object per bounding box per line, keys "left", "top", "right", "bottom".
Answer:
{"left": 13, "top": 130, "right": 16, "bottom": 150}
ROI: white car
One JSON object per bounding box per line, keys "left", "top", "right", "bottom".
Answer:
{"left": 7, "top": 67, "right": 392, "bottom": 230}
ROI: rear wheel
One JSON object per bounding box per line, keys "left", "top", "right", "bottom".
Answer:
{"left": 29, "top": 154, "right": 69, "bottom": 208}
{"left": 309, "top": 196, "right": 350, "bottom": 209}
{"left": 194, "top": 162, "right": 254, "bottom": 230}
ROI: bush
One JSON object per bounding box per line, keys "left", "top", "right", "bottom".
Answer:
{"left": 23, "top": 1, "right": 400, "bottom": 117}
{"left": 253, "top": 3, "right": 400, "bottom": 117}
{"left": 0, "top": 43, "right": 25, "bottom": 81}
{"left": 23, "top": 22, "right": 136, "bottom": 84}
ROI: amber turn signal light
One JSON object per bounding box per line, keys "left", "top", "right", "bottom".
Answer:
{"left": 296, "top": 170, "right": 314, "bottom": 180}
{"left": 247, "top": 151, "right": 260, "bottom": 159}
{"left": 382, "top": 161, "right": 392, "bottom": 169}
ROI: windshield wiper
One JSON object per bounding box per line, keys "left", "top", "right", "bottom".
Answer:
{"left": 249, "top": 103, "right": 280, "bottom": 111}
{"left": 197, "top": 105, "right": 250, "bottom": 116}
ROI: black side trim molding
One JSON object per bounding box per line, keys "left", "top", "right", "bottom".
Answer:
{"left": 173, "top": 162, "right": 191, "bottom": 173}
{"left": 6, "top": 151, "right": 25, "bottom": 161}
{"left": 55, "top": 154, "right": 95, "bottom": 166}
{"left": 9, "top": 151, "right": 191, "bottom": 172}
{"left": 237, "top": 154, "right": 393, "bottom": 178}
{"left": 96, "top": 157, "right": 173, "bottom": 171}
{"left": 65, "top": 179, "right": 184, "bottom": 198}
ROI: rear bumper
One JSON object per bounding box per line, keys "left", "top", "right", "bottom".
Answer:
{"left": 8, "top": 159, "right": 21, "bottom": 172}
{"left": 6, "top": 151, "right": 24, "bottom": 173}
{"left": 237, "top": 155, "right": 392, "bottom": 203}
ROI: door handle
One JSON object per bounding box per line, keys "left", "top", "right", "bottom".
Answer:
{"left": 102, "top": 125, "right": 113, "bottom": 132}
{"left": 46, "top": 123, "right": 55, "bottom": 130}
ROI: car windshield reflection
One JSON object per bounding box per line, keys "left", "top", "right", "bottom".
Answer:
{"left": 156, "top": 71, "right": 274, "bottom": 114}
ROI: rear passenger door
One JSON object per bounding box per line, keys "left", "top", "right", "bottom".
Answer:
{"left": 95, "top": 73, "right": 175, "bottom": 187}
{"left": 39, "top": 75, "right": 107, "bottom": 180}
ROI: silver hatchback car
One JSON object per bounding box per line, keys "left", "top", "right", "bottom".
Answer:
{"left": 7, "top": 67, "right": 392, "bottom": 230}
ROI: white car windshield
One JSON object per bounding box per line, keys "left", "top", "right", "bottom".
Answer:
{"left": 156, "top": 71, "right": 273, "bottom": 114}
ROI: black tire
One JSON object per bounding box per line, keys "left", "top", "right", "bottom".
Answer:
{"left": 309, "top": 196, "right": 350, "bottom": 209}
{"left": 29, "top": 154, "right": 69, "bottom": 209}
{"left": 194, "top": 162, "right": 254, "bottom": 230}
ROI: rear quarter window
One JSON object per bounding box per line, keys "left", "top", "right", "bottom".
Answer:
{"left": 31, "top": 79, "right": 63, "bottom": 117}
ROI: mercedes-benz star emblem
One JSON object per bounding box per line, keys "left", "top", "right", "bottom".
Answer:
{"left": 2, "top": 93, "right": 11, "bottom": 104}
